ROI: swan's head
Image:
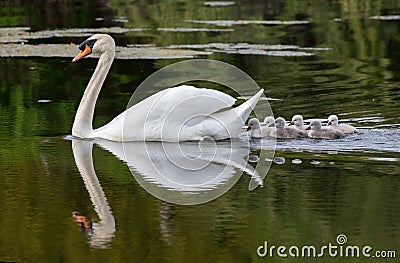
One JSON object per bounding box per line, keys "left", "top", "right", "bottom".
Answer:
{"left": 72, "top": 34, "right": 115, "bottom": 62}
{"left": 274, "top": 117, "right": 286, "bottom": 129}
{"left": 247, "top": 118, "right": 261, "bottom": 131}
{"left": 306, "top": 120, "right": 322, "bottom": 131}
{"left": 289, "top": 114, "right": 304, "bottom": 127}
{"left": 263, "top": 116, "right": 275, "bottom": 127}
{"left": 327, "top": 114, "right": 338, "bottom": 126}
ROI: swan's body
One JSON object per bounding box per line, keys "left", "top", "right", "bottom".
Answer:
{"left": 270, "top": 117, "right": 306, "bottom": 139}
{"left": 289, "top": 114, "right": 308, "bottom": 134}
{"left": 307, "top": 120, "right": 344, "bottom": 139}
{"left": 247, "top": 118, "right": 273, "bottom": 138}
{"left": 327, "top": 115, "right": 359, "bottom": 134}
{"left": 72, "top": 34, "right": 263, "bottom": 142}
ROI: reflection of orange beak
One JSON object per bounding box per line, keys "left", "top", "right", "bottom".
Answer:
{"left": 72, "top": 44, "right": 92, "bottom": 62}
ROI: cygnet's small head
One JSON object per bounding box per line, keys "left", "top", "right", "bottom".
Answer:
{"left": 289, "top": 114, "right": 304, "bottom": 127}
{"left": 247, "top": 118, "right": 261, "bottom": 131}
{"left": 306, "top": 120, "right": 322, "bottom": 131}
{"left": 275, "top": 117, "right": 286, "bottom": 129}
{"left": 327, "top": 115, "right": 338, "bottom": 126}
{"left": 264, "top": 116, "right": 275, "bottom": 127}
{"left": 72, "top": 34, "right": 115, "bottom": 62}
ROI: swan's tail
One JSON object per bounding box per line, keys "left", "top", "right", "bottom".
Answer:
{"left": 234, "top": 89, "right": 264, "bottom": 122}
{"left": 207, "top": 89, "right": 264, "bottom": 139}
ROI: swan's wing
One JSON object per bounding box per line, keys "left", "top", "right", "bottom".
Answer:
{"left": 92, "top": 85, "right": 236, "bottom": 141}
{"left": 144, "top": 85, "right": 236, "bottom": 125}
{"left": 196, "top": 89, "right": 264, "bottom": 140}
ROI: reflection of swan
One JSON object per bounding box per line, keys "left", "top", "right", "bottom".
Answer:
{"left": 71, "top": 34, "right": 263, "bottom": 142}
{"left": 72, "top": 139, "right": 115, "bottom": 248}
{"left": 95, "top": 139, "right": 263, "bottom": 205}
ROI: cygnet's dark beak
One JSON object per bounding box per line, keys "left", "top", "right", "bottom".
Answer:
{"left": 247, "top": 126, "right": 252, "bottom": 131}
{"left": 289, "top": 121, "right": 294, "bottom": 126}
{"left": 305, "top": 126, "right": 311, "bottom": 130}
{"left": 268, "top": 123, "right": 275, "bottom": 127}
{"left": 327, "top": 121, "right": 332, "bottom": 126}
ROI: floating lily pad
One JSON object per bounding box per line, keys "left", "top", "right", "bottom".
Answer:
{"left": 185, "top": 19, "right": 310, "bottom": 26}
{"left": 204, "top": 1, "right": 235, "bottom": 7}
{"left": 0, "top": 27, "right": 326, "bottom": 58}
{"left": 218, "top": 49, "right": 314, "bottom": 56}
{"left": 0, "top": 27, "right": 146, "bottom": 43}
{"left": 167, "top": 43, "right": 321, "bottom": 56}
{"left": 157, "top": 27, "right": 233, "bottom": 32}
{"left": 0, "top": 27, "right": 232, "bottom": 43}
{"left": 168, "top": 43, "right": 300, "bottom": 50}
{"left": 370, "top": 15, "right": 400, "bottom": 20}
{"left": 0, "top": 43, "right": 211, "bottom": 59}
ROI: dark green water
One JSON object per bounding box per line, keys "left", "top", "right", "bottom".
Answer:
{"left": 0, "top": 1, "right": 400, "bottom": 262}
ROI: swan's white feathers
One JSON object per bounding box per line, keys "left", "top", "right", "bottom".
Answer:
{"left": 147, "top": 85, "right": 236, "bottom": 125}
{"left": 91, "top": 85, "right": 261, "bottom": 141}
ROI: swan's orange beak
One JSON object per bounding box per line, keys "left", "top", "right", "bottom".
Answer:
{"left": 72, "top": 44, "right": 92, "bottom": 62}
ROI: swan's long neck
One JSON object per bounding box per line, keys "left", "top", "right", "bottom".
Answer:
{"left": 72, "top": 51, "right": 114, "bottom": 138}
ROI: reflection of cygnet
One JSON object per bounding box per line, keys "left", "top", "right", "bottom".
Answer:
{"left": 306, "top": 120, "right": 344, "bottom": 139}
{"left": 270, "top": 117, "right": 307, "bottom": 139}
{"left": 289, "top": 114, "right": 308, "bottom": 134}
{"left": 327, "top": 115, "right": 359, "bottom": 134}
{"left": 247, "top": 118, "right": 273, "bottom": 138}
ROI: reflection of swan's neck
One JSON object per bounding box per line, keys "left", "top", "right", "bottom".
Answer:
{"left": 72, "top": 51, "right": 114, "bottom": 138}
{"left": 72, "top": 140, "right": 116, "bottom": 248}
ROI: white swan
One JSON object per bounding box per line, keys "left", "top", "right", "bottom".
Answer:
{"left": 72, "top": 34, "right": 263, "bottom": 142}
{"left": 306, "top": 120, "right": 344, "bottom": 139}
{"left": 327, "top": 115, "right": 359, "bottom": 134}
